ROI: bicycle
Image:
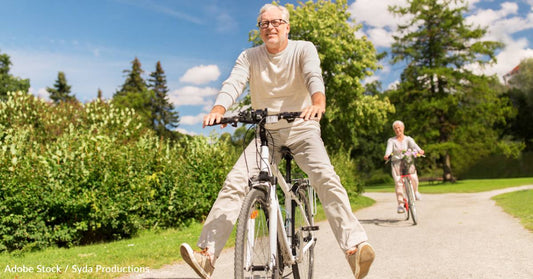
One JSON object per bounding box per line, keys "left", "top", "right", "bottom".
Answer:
{"left": 213, "top": 109, "right": 319, "bottom": 279}
{"left": 387, "top": 150, "right": 423, "bottom": 225}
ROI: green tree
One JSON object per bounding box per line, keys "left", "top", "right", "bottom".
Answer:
{"left": 116, "top": 57, "right": 147, "bottom": 94}
{"left": 0, "top": 50, "right": 30, "bottom": 99}
{"left": 506, "top": 58, "right": 533, "bottom": 151}
{"left": 113, "top": 57, "right": 152, "bottom": 127}
{"left": 249, "top": 0, "right": 394, "bottom": 174}
{"left": 387, "top": 0, "right": 519, "bottom": 181}
{"left": 148, "top": 61, "right": 180, "bottom": 138}
{"left": 47, "top": 71, "right": 77, "bottom": 104}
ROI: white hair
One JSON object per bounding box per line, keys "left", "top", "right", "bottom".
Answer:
{"left": 257, "top": 4, "right": 290, "bottom": 23}
{"left": 392, "top": 120, "right": 404, "bottom": 129}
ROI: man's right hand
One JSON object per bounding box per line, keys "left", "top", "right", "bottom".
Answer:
{"left": 203, "top": 105, "right": 227, "bottom": 128}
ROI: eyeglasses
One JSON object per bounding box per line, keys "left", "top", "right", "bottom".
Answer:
{"left": 258, "top": 19, "right": 287, "bottom": 29}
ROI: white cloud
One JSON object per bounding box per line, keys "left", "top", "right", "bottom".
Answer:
{"left": 33, "top": 88, "right": 50, "bottom": 101}
{"left": 168, "top": 86, "right": 218, "bottom": 106}
{"left": 349, "top": 0, "right": 533, "bottom": 83}
{"left": 180, "top": 113, "right": 206, "bottom": 125}
{"left": 179, "top": 64, "right": 220, "bottom": 85}
{"left": 463, "top": 1, "right": 533, "bottom": 80}
{"left": 349, "top": 0, "right": 399, "bottom": 29}
{"left": 367, "top": 27, "right": 395, "bottom": 48}
{"left": 176, "top": 128, "right": 198, "bottom": 136}
{"left": 468, "top": 38, "right": 533, "bottom": 80}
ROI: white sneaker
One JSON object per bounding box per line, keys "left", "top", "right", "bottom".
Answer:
{"left": 415, "top": 192, "right": 422, "bottom": 200}
{"left": 346, "top": 242, "right": 375, "bottom": 279}
{"left": 180, "top": 243, "right": 215, "bottom": 279}
{"left": 397, "top": 205, "right": 405, "bottom": 214}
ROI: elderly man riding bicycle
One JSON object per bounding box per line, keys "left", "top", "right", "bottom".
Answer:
{"left": 180, "top": 3, "right": 375, "bottom": 279}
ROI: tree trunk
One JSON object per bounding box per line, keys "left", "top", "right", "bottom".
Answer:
{"left": 442, "top": 152, "right": 455, "bottom": 182}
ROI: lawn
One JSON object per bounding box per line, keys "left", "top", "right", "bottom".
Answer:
{"left": 0, "top": 178, "right": 531, "bottom": 278}
{"left": 364, "top": 177, "right": 533, "bottom": 193}
{"left": 492, "top": 189, "right": 533, "bottom": 232}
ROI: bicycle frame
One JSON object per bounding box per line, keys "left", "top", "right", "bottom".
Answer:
{"left": 399, "top": 155, "right": 419, "bottom": 225}
{"left": 252, "top": 116, "right": 316, "bottom": 271}
{"left": 219, "top": 109, "right": 317, "bottom": 277}
{"left": 387, "top": 151, "right": 422, "bottom": 225}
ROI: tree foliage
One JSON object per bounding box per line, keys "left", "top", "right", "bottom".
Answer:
{"left": 148, "top": 61, "right": 180, "bottom": 138}
{"left": 0, "top": 91, "right": 236, "bottom": 252}
{"left": 113, "top": 57, "right": 152, "bottom": 128}
{"left": 506, "top": 58, "right": 533, "bottom": 151}
{"left": 47, "top": 71, "right": 77, "bottom": 104}
{"left": 116, "top": 57, "right": 147, "bottom": 94}
{"left": 249, "top": 0, "right": 394, "bottom": 174}
{"left": 387, "top": 0, "right": 520, "bottom": 180}
{"left": 0, "top": 50, "right": 30, "bottom": 99}
{"left": 113, "top": 58, "right": 181, "bottom": 139}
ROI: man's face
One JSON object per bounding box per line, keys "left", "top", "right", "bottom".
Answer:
{"left": 259, "top": 8, "right": 290, "bottom": 53}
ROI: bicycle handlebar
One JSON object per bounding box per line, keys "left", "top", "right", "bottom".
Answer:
{"left": 210, "top": 109, "right": 301, "bottom": 127}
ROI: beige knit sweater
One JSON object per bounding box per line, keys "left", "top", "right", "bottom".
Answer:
{"left": 214, "top": 40, "right": 325, "bottom": 118}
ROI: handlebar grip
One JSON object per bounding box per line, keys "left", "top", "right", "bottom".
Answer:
{"left": 218, "top": 117, "right": 239, "bottom": 125}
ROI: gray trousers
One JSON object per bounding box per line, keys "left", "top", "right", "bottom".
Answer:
{"left": 197, "top": 120, "right": 368, "bottom": 258}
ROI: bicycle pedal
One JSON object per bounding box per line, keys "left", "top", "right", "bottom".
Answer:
{"left": 301, "top": 226, "right": 319, "bottom": 231}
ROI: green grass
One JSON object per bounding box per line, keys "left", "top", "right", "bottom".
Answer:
{"left": 0, "top": 224, "right": 204, "bottom": 278}
{"left": 364, "top": 177, "right": 533, "bottom": 193}
{"left": 492, "top": 190, "right": 533, "bottom": 232}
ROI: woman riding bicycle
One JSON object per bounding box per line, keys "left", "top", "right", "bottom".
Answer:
{"left": 384, "top": 120, "right": 424, "bottom": 214}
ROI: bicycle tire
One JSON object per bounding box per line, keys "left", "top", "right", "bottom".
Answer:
{"left": 291, "top": 187, "right": 315, "bottom": 279}
{"left": 235, "top": 188, "right": 281, "bottom": 279}
{"left": 401, "top": 178, "right": 410, "bottom": 221}
{"left": 404, "top": 178, "right": 418, "bottom": 225}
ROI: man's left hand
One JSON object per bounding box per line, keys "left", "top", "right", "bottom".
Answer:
{"left": 300, "top": 105, "right": 325, "bottom": 121}
{"left": 301, "top": 92, "right": 326, "bottom": 121}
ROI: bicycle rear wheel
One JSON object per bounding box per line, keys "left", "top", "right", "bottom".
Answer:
{"left": 404, "top": 178, "right": 418, "bottom": 225}
{"left": 291, "top": 187, "right": 315, "bottom": 279}
{"left": 235, "top": 188, "right": 280, "bottom": 279}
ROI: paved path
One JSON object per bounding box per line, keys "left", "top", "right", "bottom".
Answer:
{"left": 126, "top": 185, "right": 533, "bottom": 279}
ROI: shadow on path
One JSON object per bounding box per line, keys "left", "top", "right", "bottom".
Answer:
{"left": 359, "top": 218, "right": 414, "bottom": 227}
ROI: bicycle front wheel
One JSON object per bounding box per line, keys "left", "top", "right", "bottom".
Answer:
{"left": 235, "top": 188, "right": 280, "bottom": 279}
{"left": 291, "top": 187, "right": 315, "bottom": 279}
{"left": 404, "top": 178, "right": 418, "bottom": 225}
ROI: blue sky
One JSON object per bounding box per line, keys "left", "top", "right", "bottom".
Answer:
{"left": 1, "top": 0, "right": 532, "bottom": 137}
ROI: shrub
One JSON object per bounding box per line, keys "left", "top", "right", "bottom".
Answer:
{"left": 0, "top": 92, "right": 237, "bottom": 252}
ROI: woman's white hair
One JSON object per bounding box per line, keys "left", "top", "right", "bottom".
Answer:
{"left": 257, "top": 4, "right": 290, "bottom": 23}
{"left": 392, "top": 120, "right": 404, "bottom": 129}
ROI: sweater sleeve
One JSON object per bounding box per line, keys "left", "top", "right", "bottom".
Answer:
{"left": 300, "top": 41, "right": 325, "bottom": 95}
{"left": 407, "top": 136, "right": 422, "bottom": 152}
{"left": 214, "top": 50, "right": 250, "bottom": 110}
{"left": 385, "top": 138, "right": 394, "bottom": 157}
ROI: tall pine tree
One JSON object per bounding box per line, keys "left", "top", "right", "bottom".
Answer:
{"left": 148, "top": 61, "right": 179, "bottom": 138}
{"left": 47, "top": 71, "right": 76, "bottom": 103}
{"left": 116, "top": 57, "right": 147, "bottom": 94}
{"left": 387, "top": 0, "right": 518, "bottom": 181}
{"left": 113, "top": 57, "right": 152, "bottom": 127}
